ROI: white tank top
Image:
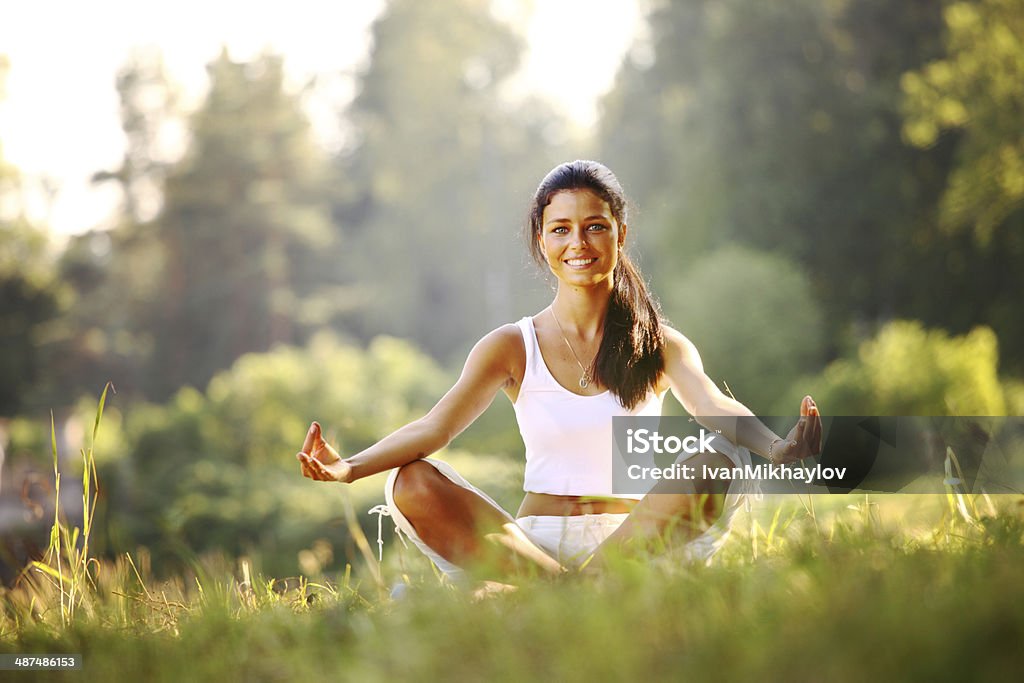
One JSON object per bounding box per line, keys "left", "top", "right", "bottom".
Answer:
{"left": 512, "top": 316, "right": 666, "bottom": 499}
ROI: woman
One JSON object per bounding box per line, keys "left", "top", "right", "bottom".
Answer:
{"left": 296, "top": 160, "right": 821, "bottom": 580}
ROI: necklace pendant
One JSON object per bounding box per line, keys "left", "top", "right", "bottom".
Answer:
{"left": 579, "top": 376, "right": 589, "bottom": 389}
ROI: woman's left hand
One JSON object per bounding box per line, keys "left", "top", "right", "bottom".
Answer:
{"left": 771, "top": 396, "right": 822, "bottom": 464}
{"left": 295, "top": 422, "right": 353, "bottom": 483}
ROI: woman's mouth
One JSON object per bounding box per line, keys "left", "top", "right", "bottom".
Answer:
{"left": 564, "top": 257, "right": 598, "bottom": 269}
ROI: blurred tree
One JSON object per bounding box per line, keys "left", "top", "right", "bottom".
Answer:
{"left": 100, "top": 333, "right": 454, "bottom": 574}
{"left": 147, "top": 50, "right": 335, "bottom": 398}
{"left": 794, "top": 320, "right": 1008, "bottom": 415}
{"left": 94, "top": 48, "right": 182, "bottom": 225}
{"left": 662, "top": 246, "right": 825, "bottom": 415}
{"left": 899, "top": 0, "right": 1024, "bottom": 371}
{"left": 599, "top": 0, "right": 953, "bottom": 354}
{"left": 51, "top": 51, "right": 335, "bottom": 402}
{"left": 0, "top": 56, "right": 63, "bottom": 416}
{"left": 332, "top": 0, "right": 564, "bottom": 362}
{"left": 902, "top": 0, "right": 1024, "bottom": 242}
{"left": 44, "top": 52, "right": 183, "bottom": 403}
{"left": 0, "top": 224, "right": 62, "bottom": 416}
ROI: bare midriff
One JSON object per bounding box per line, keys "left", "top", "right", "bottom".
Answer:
{"left": 516, "top": 491, "right": 639, "bottom": 517}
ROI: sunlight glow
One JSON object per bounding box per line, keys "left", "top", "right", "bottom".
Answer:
{"left": 0, "top": 0, "right": 642, "bottom": 236}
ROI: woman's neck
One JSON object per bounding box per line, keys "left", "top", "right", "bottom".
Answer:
{"left": 550, "top": 283, "right": 613, "bottom": 340}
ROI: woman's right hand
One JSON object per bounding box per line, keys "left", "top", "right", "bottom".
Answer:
{"left": 296, "top": 422, "right": 353, "bottom": 483}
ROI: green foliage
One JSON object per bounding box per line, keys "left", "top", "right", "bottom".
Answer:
{"left": 0, "top": 207, "right": 64, "bottom": 418}
{"left": 1004, "top": 380, "right": 1024, "bottom": 415}
{"left": 599, "top": 0, "right": 982, "bottom": 359}
{"left": 6, "top": 329, "right": 524, "bottom": 577}
{"left": 902, "top": 0, "right": 1024, "bottom": 240}
{"left": 200, "top": 333, "right": 451, "bottom": 462}
{"left": 794, "top": 320, "right": 1008, "bottom": 415}
{"left": 10, "top": 0, "right": 1017, "bottom": 418}
{"left": 95, "top": 333, "right": 467, "bottom": 576}
{"left": 660, "top": 245, "right": 825, "bottom": 414}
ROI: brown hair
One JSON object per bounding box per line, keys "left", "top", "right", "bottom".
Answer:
{"left": 527, "top": 160, "right": 665, "bottom": 409}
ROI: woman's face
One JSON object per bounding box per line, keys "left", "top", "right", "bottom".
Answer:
{"left": 538, "top": 189, "right": 626, "bottom": 289}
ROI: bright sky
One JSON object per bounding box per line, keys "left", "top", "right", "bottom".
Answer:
{"left": 0, "top": 0, "right": 643, "bottom": 236}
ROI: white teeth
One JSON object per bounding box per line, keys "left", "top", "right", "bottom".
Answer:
{"left": 566, "top": 258, "right": 597, "bottom": 266}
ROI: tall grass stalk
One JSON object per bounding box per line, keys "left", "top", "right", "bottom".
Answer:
{"left": 339, "top": 488, "right": 388, "bottom": 596}
{"left": 943, "top": 446, "right": 981, "bottom": 534}
{"left": 25, "top": 383, "right": 111, "bottom": 626}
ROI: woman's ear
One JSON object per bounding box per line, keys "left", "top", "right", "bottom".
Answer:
{"left": 618, "top": 223, "right": 628, "bottom": 248}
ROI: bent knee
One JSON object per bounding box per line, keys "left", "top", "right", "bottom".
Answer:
{"left": 391, "top": 460, "right": 446, "bottom": 514}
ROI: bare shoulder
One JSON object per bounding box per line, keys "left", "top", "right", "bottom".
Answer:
{"left": 660, "top": 324, "right": 704, "bottom": 371}
{"left": 659, "top": 324, "right": 717, "bottom": 414}
{"left": 465, "top": 323, "right": 526, "bottom": 392}
{"left": 474, "top": 323, "right": 525, "bottom": 358}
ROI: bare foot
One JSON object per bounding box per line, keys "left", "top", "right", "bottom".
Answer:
{"left": 471, "top": 580, "right": 519, "bottom": 601}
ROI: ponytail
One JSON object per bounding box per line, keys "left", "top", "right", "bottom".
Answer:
{"left": 593, "top": 252, "right": 665, "bottom": 410}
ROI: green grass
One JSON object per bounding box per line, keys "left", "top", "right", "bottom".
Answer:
{"left": 1, "top": 389, "right": 1022, "bottom": 680}
{"left": 3, "top": 495, "right": 1022, "bottom": 681}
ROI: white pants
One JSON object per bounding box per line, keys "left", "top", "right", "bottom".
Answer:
{"left": 383, "top": 452, "right": 753, "bottom": 582}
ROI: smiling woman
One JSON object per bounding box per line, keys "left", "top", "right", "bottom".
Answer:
{"left": 526, "top": 161, "right": 663, "bottom": 408}
{"left": 295, "top": 160, "right": 822, "bottom": 582}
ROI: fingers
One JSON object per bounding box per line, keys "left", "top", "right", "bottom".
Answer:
{"left": 806, "top": 397, "right": 822, "bottom": 455}
{"left": 312, "top": 434, "right": 340, "bottom": 464}
{"left": 296, "top": 452, "right": 329, "bottom": 481}
{"left": 773, "top": 397, "right": 823, "bottom": 465}
{"left": 302, "top": 422, "right": 319, "bottom": 455}
{"left": 296, "top": 452, "right": 313, "bottom": 479}
{"left": 301, "top": 421, "right": 340, "bottom": 467}
{"left": 794, "top": 396, "right": 822, "bottom": 458}
{"left": 810, "top": 420, "right": 822, "bottom": 456}
{"left": 309, "top": 453, "right": 337, "bottom": 481}
{"left": 298, "top": 424, "right": 325, "bottom": 480}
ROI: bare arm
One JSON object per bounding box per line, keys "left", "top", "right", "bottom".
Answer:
{"left": 297, "top": 325, "right": 521, "bottom": 483}
{"left": 662, "top": 326, "right": 820, "bottom": 462}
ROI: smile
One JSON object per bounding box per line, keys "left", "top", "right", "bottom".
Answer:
{"left": 564, "top": 258, "right": 598, "bottom": 267}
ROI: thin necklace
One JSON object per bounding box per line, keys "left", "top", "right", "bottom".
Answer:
{"left": 550, "top": 308, "right": 595, "bottom": 389}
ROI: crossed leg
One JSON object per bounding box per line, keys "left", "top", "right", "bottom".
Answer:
{"left": 583, "top": 450, "right": 735, "bottom": 569}
{"left": 389, "top": 453, "right": 736, "bottom": 579}
{"left": 390, "top": 460, "right": 564, "bottom": 577}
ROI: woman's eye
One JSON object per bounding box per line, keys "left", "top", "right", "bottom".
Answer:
{"left": 552, "top": 226, "right": 568, "bottom": 234}
{"left": 588, "top": 224, "right": 608, "bottom": 231}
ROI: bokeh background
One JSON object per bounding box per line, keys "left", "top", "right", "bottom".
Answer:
{"left": 1, "top": 0, "right": 1022, "bottom": 579}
